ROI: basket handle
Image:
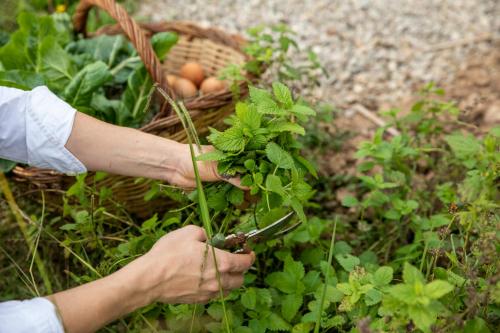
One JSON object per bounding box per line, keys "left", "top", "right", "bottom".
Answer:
{"left": 73, "top": 0, "right": 174, "bottom": 108}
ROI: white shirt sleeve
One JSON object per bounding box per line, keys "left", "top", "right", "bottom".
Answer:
{"left": 0, "top": 298, "right": 64, "bottom": 333}
{"left": 0, "top": 86, "right": 86, "bottom": 175}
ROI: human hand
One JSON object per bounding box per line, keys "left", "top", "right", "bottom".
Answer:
{"left": 137, "top": 225, "right": 255, "bottom": 304}
{"left": 167, "top": 143, "right": 242, "bottom": 189}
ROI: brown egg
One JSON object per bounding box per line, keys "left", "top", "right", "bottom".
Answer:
{"left": 166, "top": 74, "right": 178, "bottom": 87}
{"left": 200, "top": 77, "right": 226, "bottom": 94}
{"left": 173, "top": 77, "right": 198, "bottom": 98}
{"left": 180, "top": 62, "right": 205, "bottom": 87}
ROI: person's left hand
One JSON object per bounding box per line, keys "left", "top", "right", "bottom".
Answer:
{"left": 167, "top": 144, "right": 242, "bottom": 189}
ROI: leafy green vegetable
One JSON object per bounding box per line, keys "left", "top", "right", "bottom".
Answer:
{"left": 201, "top": 82, "right": 316, "bottom": 222}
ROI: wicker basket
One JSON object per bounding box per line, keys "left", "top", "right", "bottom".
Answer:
{"left": 11, "top": 0, "right": 257, "bottom": 217}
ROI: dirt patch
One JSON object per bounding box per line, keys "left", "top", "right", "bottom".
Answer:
{"left": 447, "top": 43, "right": 500, "bottom": 129}
{"left": 319, "top": 44, "right": 500, "bottom": 177}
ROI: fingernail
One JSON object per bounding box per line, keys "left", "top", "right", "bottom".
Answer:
{"left": 220, "top": 173, "right": 233, "bottom": 180}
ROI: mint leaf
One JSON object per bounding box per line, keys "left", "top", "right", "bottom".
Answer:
{"left": 266, "top": 142, "right": 294, "bottom": 169}
{"left": 236, "top": 101, "right": 261, "bottom": 131}
{"left": 403, "top": 262, "right": 424, "bottom": 284}
{"left": 424, "top": 280, "right": 454, "bottom": 299}
{"left": 266, "top": 174, "right": 285, "bottom": 196}
{"left": 249, "top": 85, "right": 273, "bottom": 103}
{"left": 268, "top": 121, "right": 305, "bottom": 135}
{"left": 408, "top": 305, "right": 436, "bottom": 332}
{"left": 365, "top": 288, "right": 383, "bottom": 306}
{"left": 373, "top": 266, "right": 393, "bottom": 286}
{"left": 290, "top": 104, "right": 316, "bottom": 116}
{"left": 272, "top": 82, "right": 293, "bottom": 108}
{"left": 213, "top": 127, "right": 245, "bottom": 152}
{"left": 196, "top": 150, "right": 227, "bottom": 161}
{"left": 249, "top": 86, "right": 284, "bottom": 115}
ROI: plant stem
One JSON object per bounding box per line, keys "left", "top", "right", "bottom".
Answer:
{"left": 0, "top": 172, "right": 53, "bottom": 294}
{"left": 156, "top": 88, "right": 232, "bottom": 333}
{"left": 314, "top": 217, "right": 337, "bottom": 333}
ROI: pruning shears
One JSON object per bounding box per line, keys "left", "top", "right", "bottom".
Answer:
{"left": 210, "top": 212, "right": 299, "bottom": 253}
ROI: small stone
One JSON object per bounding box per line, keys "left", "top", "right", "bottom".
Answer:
{"left": 483, "top": 102, "right": 500, "bottom": 126}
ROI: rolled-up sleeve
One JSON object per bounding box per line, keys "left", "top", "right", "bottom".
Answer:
{"left": 0, "top": 86, "right": 86, "bottom": 174}
{"left": 0, "top": 298, "right": 64, "bottom": 333}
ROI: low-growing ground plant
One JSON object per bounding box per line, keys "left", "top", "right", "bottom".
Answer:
{"left": 0, "top": 9, "right": 498, "bottom": 333}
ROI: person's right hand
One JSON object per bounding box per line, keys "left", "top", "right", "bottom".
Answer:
{"left": 137, "top": 225, "right": 255, "bottom": 304}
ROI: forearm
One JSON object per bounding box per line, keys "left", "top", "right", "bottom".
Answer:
{"left": 66, "top": 112, "right": 183, "bottom": 182}
{"left": 48, "top": 256, "right": 157, "bottom": 333}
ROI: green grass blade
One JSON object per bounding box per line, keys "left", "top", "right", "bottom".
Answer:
{"left": 156, "top": 87, "right": 231, "bottom": 333}
{"left": 314, "top": 217, "right": 337, "bottom": 333}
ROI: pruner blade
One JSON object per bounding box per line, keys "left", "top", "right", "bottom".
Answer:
{"left": 245, "top": 211, "right": 296, "bottom": 242}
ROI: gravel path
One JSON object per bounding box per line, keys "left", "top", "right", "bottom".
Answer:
{"left": 138, "top": 0, "right": 499, "bottom": 110}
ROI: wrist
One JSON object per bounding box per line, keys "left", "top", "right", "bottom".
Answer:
{"left": 159, "top": 141, "right": 188, "bottom": 184}
{"left": 111, "top": 255, "right": 162, "bottom": 311}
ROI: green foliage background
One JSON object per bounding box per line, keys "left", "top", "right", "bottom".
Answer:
{"left": 0, "top": 7, "right": 499, "bottom": 333}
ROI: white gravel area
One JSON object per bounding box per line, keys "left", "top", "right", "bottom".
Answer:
{"left": 138, "top": 0, "right": 500, "bottom": 110}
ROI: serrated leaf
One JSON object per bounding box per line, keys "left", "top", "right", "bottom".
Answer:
{"left": 249, "top": 85, "right": 273, "bottom": 104}
{"left": 408, "top": 305, "right": 435, "bottom": 332}
{"left": 241, "top": 287, "right": 257, "bottom": 310}
{"left": 249, "top": 86, "right": 285, "bottom": 115}
{"left": 266, "top": 174, "right": 285, "bottom": 196}
{"left": 373, "top": 266, "right": 393, "bottom": 286}
{"left": 213, "top": 126, "right": 246, "bottom": 152}
{"left": 365, "top": 288, "right": 383, "bottom": 306}
{"left": 424, "top": 280, "right": 454, "bottom": 299}
{"left": 335, "top": 254, "right": 360, "bottom": 272}
{"left": 387, "top": 284, "right": 415, "bottom": 303}
{"left": 290, "top": 104, "right": 316, "bottom": 116}
{"left": 265, "top": 257, "right": 305, "bottom": 294}
{"left": 256, "top": 288, "right": 273, "bottom": 308}
{"left": 196, "top": 150, "right": 227, "bottom": 161}
{"left": 403, "top": 262, "right": 424, "bottom": 284}
{"left": 268, "top": 121, "right": 305, "bottom": 135}
{"left": 445, "top": 134, "right": 481, "bottom": 159}
{"left": 272, "top": 82, "right": 293, "bottom": 108}
{"left": 236, "top": 102, "right": 261, "bottom": 131}
{"left": 294, "top": 155, "right": 318, "bottom": 178}
{"left": 292, "top": 181, "right": 313, "bottom": 201}
{"left": 207, "top": 188, "right": 227, "bottom": 211}
{"left": 282, "top": 293, "right": 302, "bottom": 321}
{"left": 266, "top": 142, "right": 294, "bottom": 169}
{"left": 227, "top": 187, "right": 244, "bottom": 205}
{"left": 265, "top": 312, "right": 292, "bottom": 331}
{"left": 290, "top": 197, "right": 307, "bottom": 222}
